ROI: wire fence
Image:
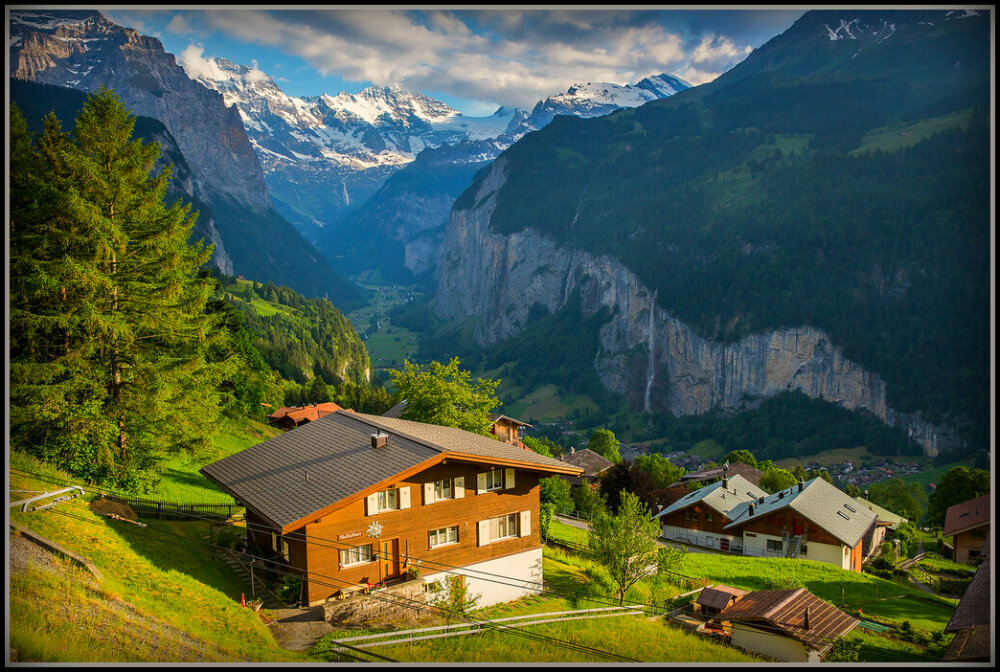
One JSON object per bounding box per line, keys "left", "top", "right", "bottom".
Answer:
{"left": 100, "top": 493, "right": 241, "bottom": 521}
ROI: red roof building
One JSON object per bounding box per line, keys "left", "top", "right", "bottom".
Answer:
{"left": 268, "top": 402, "right": 344, "bottom": 430}
{"left": 943, "top": 494, "right": 990, "bottom": 565}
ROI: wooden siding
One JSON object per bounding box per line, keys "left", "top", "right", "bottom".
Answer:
{"left": 660, "top": 505, "right": 732, "bottom": 535}
{"left": 300, "top": 461, "right": 543, "bottom": 604}
{"left": 738, "top": 513, "right": 843, "bottom": 548}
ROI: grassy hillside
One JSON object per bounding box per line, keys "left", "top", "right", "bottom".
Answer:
{"left": 8, "top": 451, "right": 304, "bottom": 664}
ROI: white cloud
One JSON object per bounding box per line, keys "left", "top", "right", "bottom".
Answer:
{"left": 177, "top": 44, "right": 229, "bottom": 81}
{"left": 191, "top": 9, "right": 769, "bottom": 108}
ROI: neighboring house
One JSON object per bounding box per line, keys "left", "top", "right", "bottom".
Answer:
{"left": 655, "top": 475, "right": 768, "bottom": 553}
{"left": 488, "top": 414, "right": 531, "bottom": 449}
{"left": 201, "top": 410, "right": 582, "bottom": 608}
{"left": 267, "top": 402, "right": 344, "bottom": 430}
{"left": 943, "top": 553, "right": 991, "bottom": 662}
{"left": 695, "top": 584, "right": 747, "bottom": 616}
{"left": 723, "top": 478, "right": 878, "bottom": 571}
{"left": 943, "top": 494, "right": 990, "bottom": 564}
{"left": 384, "top": 402, "right": 531, "bottom": 450}
{"left": 557, "top": 447, "right": 614, "bottom": 486}
{"left": 713, "top": 588, "right": 859, "bottom": 663}
{"left": 854, "top": 496, "right": 908, "bottom": 552}
{"left": 676, "top": 461, "right": 765, "bottom": 488}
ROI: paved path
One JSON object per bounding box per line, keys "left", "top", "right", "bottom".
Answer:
{"left": 268, "top": 606, "right": 336, "bottom": 651}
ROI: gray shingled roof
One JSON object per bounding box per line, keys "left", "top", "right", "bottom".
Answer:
{"left": 201, "top": 411, "right": 579, "bottom": 530}
{"left": 655, "top": 474, "right": 767, "bottom": 521}
{"left": 724, "top": 478, "right": 877, "bottom": 547}
{"left": 559, "top": 448, "right": 614, "bottom": 478}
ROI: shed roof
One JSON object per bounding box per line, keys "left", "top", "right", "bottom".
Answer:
{"left": 943, "top": 494, "right": 990, "bottom": 537}
{"left": 723, "top": 478, "right": 877, "bottom": 548}
{"left": 716, "top": 588, "right": 858, "bottom": 653}
{"left": 201, "top": 411, "right": 580, "bottom": 532}
{"left": 268, "top": 402, "right": 343, "bottom": 425}
{"left": 655, "top": 474, "right": 767, "bottom": 521}
{"left": 697, "top": 585, "right": 747, "bottom": 610}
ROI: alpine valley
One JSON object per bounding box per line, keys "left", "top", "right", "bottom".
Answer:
{"left": 8, "top": 7, "right": 991, "bottom": 466}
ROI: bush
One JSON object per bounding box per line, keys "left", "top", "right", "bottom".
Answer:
{"left": 278, "top": 574, "right": 303, "bottom": 604}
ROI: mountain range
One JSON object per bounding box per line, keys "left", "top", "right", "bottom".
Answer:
{"left": 10, "top": 8, "right": 365, "bottom": 307}
{"left": 430, "top": 8, "right": 990, "bottom": 458}
{"left": 7, "top": 8, "right": 990, "bottom": 462}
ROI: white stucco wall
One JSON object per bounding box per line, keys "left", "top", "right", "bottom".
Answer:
{"left": 741, "top": 533, "right": 850, "bottom": 570}
{"left": 731, "top": 623, "right": 819, "bottom": 663}
{"left": 422, "top": 547, "right": 544, "bottom": 609}
{"left": 662, "top": 525, "right": 743, "bottom": 552}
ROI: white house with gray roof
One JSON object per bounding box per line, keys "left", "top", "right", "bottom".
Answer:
{"left": 724, "top": 478, "right": 879, "bottom": 571}
{"left": 654, "top": 474, "right": 768, "bottom": 553}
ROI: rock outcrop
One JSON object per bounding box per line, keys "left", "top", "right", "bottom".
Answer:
{"left": 434, "top": 157, "right": 957, "bottom": 456}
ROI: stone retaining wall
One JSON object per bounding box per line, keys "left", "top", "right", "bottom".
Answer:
{"left": 322, "top": 579, "right": 427, "bottom": 625}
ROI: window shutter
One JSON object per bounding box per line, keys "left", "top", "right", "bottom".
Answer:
{"left": 505, "top": 468, "right": 516, "bottom": 489}
{"left": 454, "top": 476, "right": 465, "bottom": 499}
{"left": 423, "top": 482, "right": 434, "bottom": 505}
{"left": 477, "top": 520, "right": 490, "bottom": 547}
{"left": 477, "top": 472, "right": 487, "bottom": 494}
{"left": 399, "top": 486, "right": 411, "bottom": 509}
{"left": 365, "top": 493, "right": 378, "bottom": 516}
{"left": 520, "top": 510, "right": 531, "bottom": 537}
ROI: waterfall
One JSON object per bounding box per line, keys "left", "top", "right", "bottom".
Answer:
{"left": 644, "top": 289, "right": 658, "bottom": 412}
{"left": 342, "top": 179, "right": 350, "bottom": 206}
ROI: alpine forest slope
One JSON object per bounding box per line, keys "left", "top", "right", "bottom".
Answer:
{"left": 9, "top": 8, "right": 364, "bottom": 308}
{"left": 434, "top": 9, "right": 990, "bottom": 458}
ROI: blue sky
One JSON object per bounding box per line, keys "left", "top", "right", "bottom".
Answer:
{"left": 104, "top": 8, "right": 806, "bottom": 116}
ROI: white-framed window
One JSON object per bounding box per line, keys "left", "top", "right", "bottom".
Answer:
{"left": 478, "top": 511, "right": 531, "bottom": 546}
{"left": 339, "top": 543, "right": 374, "bottom": 568}
{"left": 366, "top": 486, "right": 411, "bottom": 515}
{"left": 435, "top": 479, "right": 452, "bottom": 500}
{"left": 485, "top": 469, "right": 505, "bottom": 490}
{"left": 477, "top": 468, "right": 514, "bottom": 494}
{"left": 684, "top": 510, "right": 699, "bottom": 522}
{"left": 378, "top": 488, "right": 398, "bottom": 511}
{"left": 423, "top": 477, "right": 465, "bottom": 504}
{"left": 428, "top": 525, "right": 459, "bottom": 548}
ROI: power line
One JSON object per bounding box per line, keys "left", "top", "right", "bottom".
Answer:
{"left": 11, "top": 466, "right": 947, "bottom": 660}
{"left": 31, "top": 500, "right": 639, "bottom": 663}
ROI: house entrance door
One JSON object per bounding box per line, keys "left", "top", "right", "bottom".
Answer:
{"left": 380, "top": 538, "right": 400, "bottom": 581}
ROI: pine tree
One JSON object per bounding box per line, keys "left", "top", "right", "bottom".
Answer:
{"left": 10, "top": 90, "right": 230, "bottom": 489}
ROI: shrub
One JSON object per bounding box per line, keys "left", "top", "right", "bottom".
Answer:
{"left": 430, "top": 574, "right": 482, "bottom": 623}
{"left": 278, "top": 574, "right": 303, "bottom": 604}
{"left": 764, "top": 575, "right": 804, "bottom": 590}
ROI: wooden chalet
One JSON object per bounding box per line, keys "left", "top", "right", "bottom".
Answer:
{"left": 267, "top": 402, "right": 344, "bottom": 430}
{"left": 713, "top": 588, "right": 858, "bottom": 662}
{"left": 655, "top": 474, "right": 768, "bottom": 553}
{"left": 557, "top": 447, "right": 614, "bottom": 486}
{"left": 201, "top": 410, "right": 582, "bottom": 608}
{"left": 943, "top": 494, "right": 990, "bottom": 565}
{"left": 722, "top": 478, "right": 878, "bottom": 571}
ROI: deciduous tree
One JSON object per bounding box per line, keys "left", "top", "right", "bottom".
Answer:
{"left": 588, "top": 491, "right": 660, "bottom": 605}
{"left": 388, "top": 357, "right": 500, "bottom": 435}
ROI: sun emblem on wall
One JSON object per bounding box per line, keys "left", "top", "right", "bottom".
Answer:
{"left": 367, "top": 520, "right": 383, "bottom": 538}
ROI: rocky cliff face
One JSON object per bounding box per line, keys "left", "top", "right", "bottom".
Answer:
{"left": 10, "top": 10, "right": 361, "bottom": 304}
{"left": 11, "top": 10, "right": 268, "bottom": 210}
{"left": 434, "top": 158, "right": 956, "bottom": 456}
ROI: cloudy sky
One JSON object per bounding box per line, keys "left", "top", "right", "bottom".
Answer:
{"left": 105, "top": 7, "right": 806, "bottom": 115}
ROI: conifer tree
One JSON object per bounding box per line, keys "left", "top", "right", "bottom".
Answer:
{"left": 10, "top": 90, "right": 230, "bottom": 488}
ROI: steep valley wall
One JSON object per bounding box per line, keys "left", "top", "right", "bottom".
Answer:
{"left": 434, "top": 158, "right": 958, "bottom": 457}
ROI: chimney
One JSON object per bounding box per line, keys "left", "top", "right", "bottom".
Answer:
{"left": 758, "top": 496, "right": 765, "bottom": 504}
{"left": 722, "top": 477, "right": 729, "bottom": 489}
{"left": 371, "top": 432, "right": 388, "bottom": 449}
{"left": 798, "top": 480, "right": 804, "bottom": 492}
{"left": 803, "top": 606, "right": 811, "bottom": 631}
{"left": 570, "top": 446, "right": 576, "bottom": 454}
{"left": 748, "top": 503, "right": 755, "bottom": 516}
